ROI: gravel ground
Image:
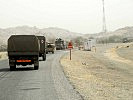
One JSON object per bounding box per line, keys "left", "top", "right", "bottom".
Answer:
{"left": 60, "top": 43, "right": 133, "bottom": 100}
{"left": 117, "top": 44, "right": 133, "bottom": 61}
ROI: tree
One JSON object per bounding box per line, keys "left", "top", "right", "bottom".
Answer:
{"left": 73, "top": 37, "right": 84, "bottom": 47}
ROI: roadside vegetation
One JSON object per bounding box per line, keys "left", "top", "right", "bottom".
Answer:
{"left": 0, "top": 45, "right": 7, "bottom": 60}
{"left": 97, "top": 35, "right": 124, "bottom": 44}
{"left": 0, "top": 45, "right": 7, "bottom": 52}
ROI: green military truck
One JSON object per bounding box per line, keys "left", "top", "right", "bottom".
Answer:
{"left": 7, "top": 35, "right": 40, "bottom": 70}
{"left": 46, "top": 43, "right": 55, "bottom": 54}
{"left": 55, "top": 38, "right": 65, "bottom": 50}
{"left": 37, "top": 36, "right": 46, "bottom": 61}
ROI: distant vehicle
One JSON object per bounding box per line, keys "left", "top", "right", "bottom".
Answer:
{"left": 123, "top": 37, "right": 133, "bottom": 43}
{"left": 78, "top": 45, "right": 84, "bottom": 50}
{"left": 7, "top": 35, "right": 40, "bottom": 70}
{"left": 46, "top": 43, "right": 55, "bottom": 54}
{"left": 55, "top": 38, "right": 65, "bottom": 50}
{"left": 37, "top": 36, "right": 46, "bottom": 61}
{"left": 84, "top": 39, "right": 96, "bottom": 51}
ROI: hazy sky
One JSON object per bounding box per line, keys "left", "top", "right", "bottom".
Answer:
{"left": 0, "top": 0, "right": 133, "bottom": 34}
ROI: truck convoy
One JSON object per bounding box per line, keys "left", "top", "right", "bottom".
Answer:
{"left": 55, "top": 38, "right": 65, "bottom": 50}
{"left": 7, "top": 35, "right": 46, "bottom": 71}
{"left": 37, "top": 36, "right": 46, "bottom": 61}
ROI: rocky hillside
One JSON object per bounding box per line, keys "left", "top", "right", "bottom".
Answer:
{"left": 0, "top": 26, "right": 83, "bottom": 45}
{"left": 0, "top": 26, "right": 133, "bottom": 45}
{"left": 84, "top": 26, "right": 133, "bottom": 39}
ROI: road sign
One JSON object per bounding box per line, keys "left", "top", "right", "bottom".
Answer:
{"left": 68, "top": 42, "right": 73, "bottom": 49}
{"left": 68, "top": 42, "right": 73, "bottom": 60}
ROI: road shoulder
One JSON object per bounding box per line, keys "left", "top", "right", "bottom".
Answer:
{"left": 0, "top": 52, "right": 7, "bottom": 60}
{"left": 60, "top": 46, "right": 133, "bottom": 100}
{"left": 51, "top": 51, "right": 83, "bottom": 100}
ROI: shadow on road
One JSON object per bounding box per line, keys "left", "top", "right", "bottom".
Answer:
{"left": 0, "top": 68, "right": 10, "bottom": 72}
{"left": 0, "top": 67, "right": 34, "bottom": 72}
{"left": 15, "top": 67, "right": 34, "bottom": 71}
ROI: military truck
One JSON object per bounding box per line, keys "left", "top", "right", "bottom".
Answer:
{"left": 37, "top": 36, "right": 46, "bottom": 61}
{"left": 8, "top": 35, "right": 40, "bottom": 70}
{"left": 84, "top": 39, "right": 96, "bottom": 51}
{"left": 55, "top": 38, "right": 65, "bottom": 50}
{"left": 46, "top": 43, "right": 55, "bottom": 54}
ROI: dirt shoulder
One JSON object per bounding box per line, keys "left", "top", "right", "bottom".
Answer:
{"left": 117, "top": 44, "right": 133, "bottom": 61}
{"left": 60, "top": 44, "right": 133, "bottom": 100}
{"left": 0, "top": 52, "right": 7, "bottom": 60}
{"left": 105, "top": 43, "right": 133, "bottom": 65}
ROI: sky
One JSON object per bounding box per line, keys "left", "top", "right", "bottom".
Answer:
{"left": 0, "top": 0, "right": 133, "bottom": 34}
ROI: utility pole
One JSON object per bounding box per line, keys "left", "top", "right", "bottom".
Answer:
{"left": 102, "top": 0, "right": 107, "bottom": 33}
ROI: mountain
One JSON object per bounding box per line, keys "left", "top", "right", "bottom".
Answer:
{"left": 110, "top": 26, "right": 133, "bottom": 37}
{"left": 0, "top": 26, "right": 83, "bottom": 45}
{"left": 1, "top": 26, "right": 133, "bottom": 45}
{"left": 84, "top": 26, "right": 133, "bottom": 39}
{"left": 40, "top": 27, "right": 83, "bottom": 41}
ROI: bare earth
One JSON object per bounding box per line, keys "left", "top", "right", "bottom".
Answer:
{"left": 60, "top": 43, "right": 133, "bottom": 100}
{"left": 0, "top": 52, "right": 7, "bottom": 60}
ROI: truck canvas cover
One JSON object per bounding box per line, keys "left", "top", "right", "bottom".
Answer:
{"left": 8, "top": 35, "right": 39, "bottom": 52}
{"left": 37, "top": 36, "right": 45, "bottom": 52}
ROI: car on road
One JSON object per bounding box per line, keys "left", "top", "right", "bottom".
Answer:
{"left": 46, "top": 43, "right": 55, "bottom": 54}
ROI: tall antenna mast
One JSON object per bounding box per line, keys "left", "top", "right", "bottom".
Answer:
{"left": 102, "top": 0, "right": 107, "bottom": 33}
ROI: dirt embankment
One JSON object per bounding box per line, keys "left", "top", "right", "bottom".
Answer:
{"left": 0, "top": 52, "right": 7, "bottom": 60}
{"left": 61, "top": 44, "right": 133, "bottom": 100}
{"left": 104, "top": 45, "right": 133, "bottom": 65}
{"left": 117, "top": 44, "right": 133, "bottom": 61}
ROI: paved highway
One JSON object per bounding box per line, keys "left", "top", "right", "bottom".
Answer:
{"left": 0, "top": 51, "right": 82, "bottom": 100}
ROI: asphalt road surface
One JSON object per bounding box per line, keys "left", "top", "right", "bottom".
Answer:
{"left": 0, "top": 51, "right": 82, "bottom": 100}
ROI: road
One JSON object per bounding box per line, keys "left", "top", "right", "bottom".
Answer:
{"left": 0, "top": 51, "right": 82, "bottom": 100}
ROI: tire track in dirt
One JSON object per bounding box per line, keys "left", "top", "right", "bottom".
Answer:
{"left": 104, "top": 45, "right": 133, "bottom": 65}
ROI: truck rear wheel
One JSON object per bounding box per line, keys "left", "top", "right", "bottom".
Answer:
{"left": 42, "top": 54, "right": 46, "bottom": 61}
{"left": 34, "top": 60, "right": 39, "bottom": 70}
{"left": 34, "top": 66, "right": 39, "bottom": 70}
{"left": 10, "top": 64, "right": 16, "bottom": 71}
